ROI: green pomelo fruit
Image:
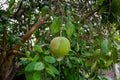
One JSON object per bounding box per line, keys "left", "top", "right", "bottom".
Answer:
{"left": 111, "top": 0, "right": 120, "bottom": 16}
{"left": 50, "top": 37, "right": 70, "bottom": 57}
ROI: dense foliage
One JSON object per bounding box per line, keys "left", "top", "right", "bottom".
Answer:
{"left": 0, "top": 0, "right": 120, "bottom": 80}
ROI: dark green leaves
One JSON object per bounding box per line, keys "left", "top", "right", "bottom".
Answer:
{"left": 9, "top": 0, "right": 15, "bottom": 9}
{"left": 32, "top": 72, "right": 41, "bottom": 80}
{"left": 26, "top": 71, "right": 41, "bottom": 80}
{"left": 41, "top": 6, "right": 49, "bottom": 17}
{"left": 96, "top": 0, "right": 103, "bottom": 7}
{"left": 50, "top": 17, "right": 62, "bottom": 33}
{"left": 111, "top": 0, "right": 120, "bottom": 16}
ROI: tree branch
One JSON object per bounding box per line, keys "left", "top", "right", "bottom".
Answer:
{"left": 14, "top": 16, "right": 44, "bottom": 50}
{"left": 13, "top": 0, "right": 24, "bottom": 18}
{"left": 9, "top": 50, "right": 25, "bottom": 57}
{"left": 0, "top": 46, "right": 4, "bottom": 51}
{"left": 8, "top": 16, "right": 45, "bottom": 58}
{"left": 80, "top": 9, "right": 99, "bottom": 24}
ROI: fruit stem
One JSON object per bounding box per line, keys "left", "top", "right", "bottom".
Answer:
{"left": 60, "top": 30, "right": 62, "bottom": 36}
{"left": 59, "top": 61, "right": 60, "bottom": 80}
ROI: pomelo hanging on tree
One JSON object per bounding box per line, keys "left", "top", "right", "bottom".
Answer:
{"left": 50, "top": 37, "right": 70, "bottom": 57}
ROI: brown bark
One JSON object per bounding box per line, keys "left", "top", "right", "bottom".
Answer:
{"left": 0, "top": 16, "right": 45, "bottom": 80}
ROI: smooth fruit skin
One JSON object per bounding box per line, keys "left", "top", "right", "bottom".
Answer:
{"left": 50, "top": 37, "right": 70, "bottom": 57}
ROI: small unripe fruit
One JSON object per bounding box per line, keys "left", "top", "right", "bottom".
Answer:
{"left": 50, "top": 37, "right": 70, "bottom": 57}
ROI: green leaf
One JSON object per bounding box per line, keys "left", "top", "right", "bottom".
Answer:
{"left": 26, "top": 51, "right": 30, "bottom": 57}
{"left": 44, "top": 56, "right": 56, "bottom": 63}
{"left": 25, "top": 62, "right": 36, "bottom": 72}
{"left": 50, "top": 17, "right": 62, "bottom": 33}
{"left": 102, "top": 75, "right": 112, "bottom": 80}
{"left": 96, "top": 0, "right": 103, "bottom": 6}
{"left": 98, "top": 58, "right": 106, "bottom": 68}
{"left": 100, "top": 39, "right": 109, "bottom": 54}
{"left": 66, "top": 59, "right": 72, "bottom": 68}
{"left": 105, "top": 60, "right": 112, "bottom": 67}
{"left": 41, "top": 6, "right": 49, "bottom": 17}
{"left": 75, "top": 42, "right": 79, "bottom": 52}
{"left": 34, "top": 45, "right": 43, "bottom": 53}
{"left": 33, "top": 54, "right": 39, "bottom": 62}
{"left": 48, "top": 65, "right": 60, "bottom": 75}
{"left": 34, "top": 62, "right": 45, "bottom": 71}
{"left": 98, "top": 6, "right": 107, "bottom": 14}
{"left": 25, "top": 72, "right": 33, "bottom": 80}
{"left": 25, "top": 72, "right": 41, "bottom": 80}
{"left": 28, "top": 57, "right": 33, "bottom": 61}
{"left": 112, "top": 48, "right": 118, "bottom": 62}
{"left": 33, "top": 71, "right": 41, "bottom": 80}
{"left": 9, "top": 0, "right": 15, "bottom": 9}
{"left": 85, "top": 60, "right": 93, "bottom": 68}
{"left": 94, "top": 49, "right": 100, "bottom": 56}
{"left": 83, "top": 52, "right": 91, "bottom": 57}
{"left": 20, "top": 58, "right": 27, "bottom": 61}
{"left": 70, "top": 57, "right": 80, "bottom": 64}
{"left": 111, "top": 0, "right": 120, "bottom": 16}
{"left": 65, "top": 18, "right": 75, "bottom": 37}
{"left": 46, "top": 68, "right": 55, "bottom": 77}
{"left": 91, "top": 61, "right": 97, "bottom": 71}
{"left": 114, "top": 41, "right": 120, "bottom": 50}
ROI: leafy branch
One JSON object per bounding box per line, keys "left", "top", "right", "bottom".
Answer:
{"left": 8, "top": 15, "right": 48, "bottom": 59}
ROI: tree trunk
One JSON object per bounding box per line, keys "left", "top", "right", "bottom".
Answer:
{"left": 0, "top": 55, "right": 16, "bottom": 80}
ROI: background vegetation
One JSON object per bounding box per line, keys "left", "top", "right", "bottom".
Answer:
{"left": 0, "top": 0, "right": 120, "bottom": 80}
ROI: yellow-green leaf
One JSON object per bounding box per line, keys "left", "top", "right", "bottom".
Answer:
{"left": 91, "top": 61, "right": 97, "bottom": 71}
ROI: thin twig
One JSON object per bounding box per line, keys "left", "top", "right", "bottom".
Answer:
{"left": 0, "top": 46, "right": 4, "bottom": 51}
{"left": 80, "top": 9, "right": 99, "bottom": 24}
